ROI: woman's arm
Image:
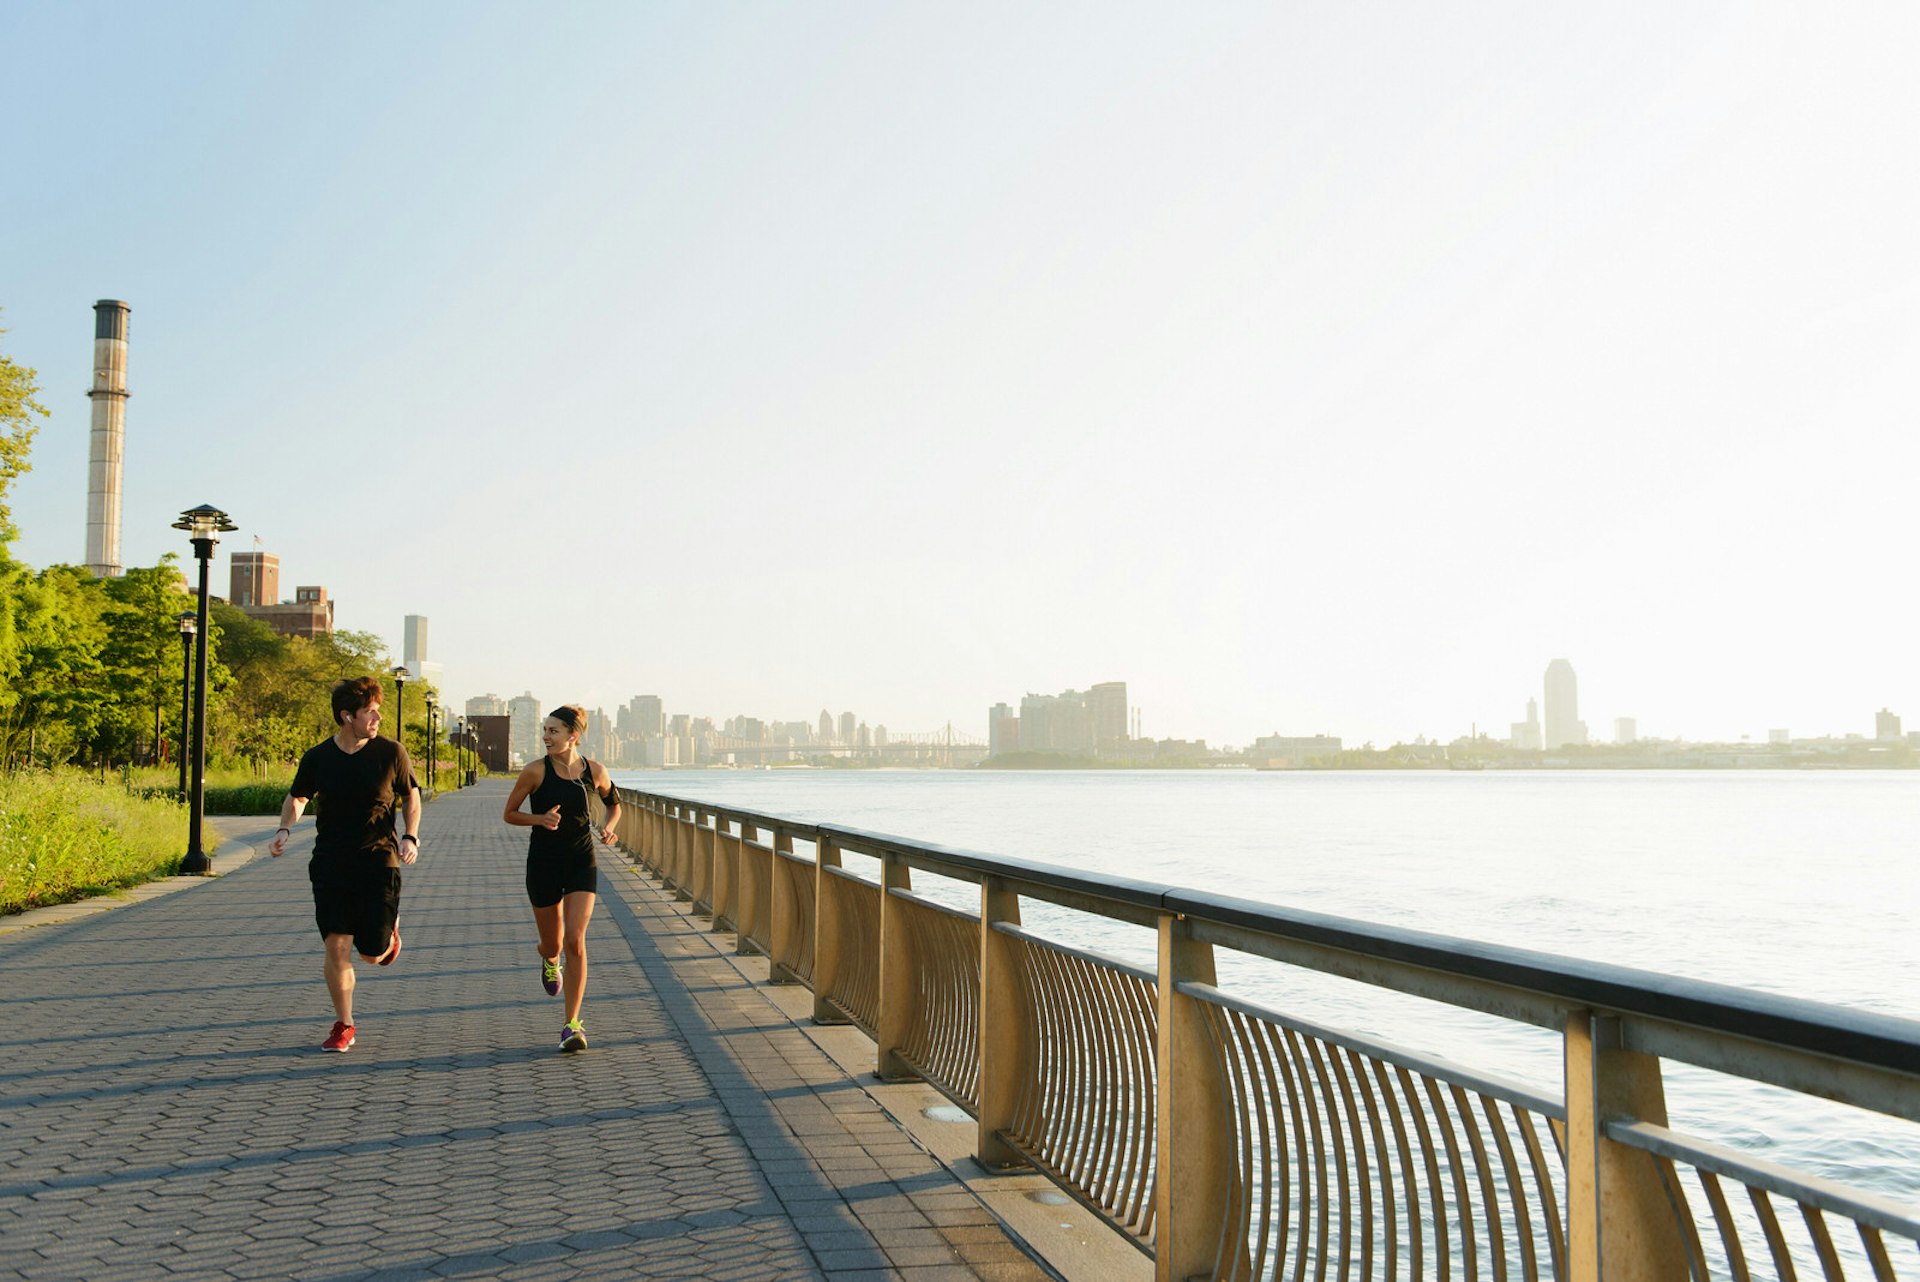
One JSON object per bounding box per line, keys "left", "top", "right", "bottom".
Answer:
{"left": 593, "top": 762, "right": 621, "bottom": 844}
{"left": 502, "top": 765, "right": 560, "bottom": 829}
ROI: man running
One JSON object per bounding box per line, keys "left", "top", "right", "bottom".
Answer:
{"left": 270, "top": 676, "right": 422, "bottom": 1052}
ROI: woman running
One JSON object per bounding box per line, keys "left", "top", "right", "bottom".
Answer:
{"left": 502, "top": 704, "right": 621, "bottom": 1051}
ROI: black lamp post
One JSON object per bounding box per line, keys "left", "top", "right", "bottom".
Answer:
{"left": 391, "top": 664, "right": 408, "bottom": 750}
{"left": 424, "top": 694, "right": 437, "bottom": 798}
{"left": 176, "top": 612, "right": 196, "bottom": 796}
{"left": 171, "top": 504, "right": 235, "bottom": 875}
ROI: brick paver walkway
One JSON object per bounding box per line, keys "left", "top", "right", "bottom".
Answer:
{"left": 0, "top": 783, "right": 1057, "bottom": 1281}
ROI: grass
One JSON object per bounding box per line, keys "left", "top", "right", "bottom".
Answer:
{"left": 0, "top": 770, "right": 223, "bottom": 916}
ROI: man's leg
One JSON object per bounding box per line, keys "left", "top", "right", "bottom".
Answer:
{"left": 324, "top": 933, "right": 356, "bottom": 1023}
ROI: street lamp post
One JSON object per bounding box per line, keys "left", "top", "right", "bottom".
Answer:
{"left": 424, "top": 694, "right": 437, "bottom": 798}
{"left": 171, "top": 504, "right": 236, "bottom": 875}
{"left": 391, "top": 664, "right": 408, "bottom": 754}
{"left": 176, "top": 612, "right": 196, "bottom": 796}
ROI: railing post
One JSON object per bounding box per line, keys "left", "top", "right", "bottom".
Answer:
{"left": 1155, "top": 912, "right": 1233, "bottom": 1282}
{"left": 976, "top": 876, "right": 1027, "bottom": 1170}
{"left": 694, "top": 811, "right": 716, "bottom": 917}
{"left": 811, "top": 835, "right": 847, "bottom": 1023}
{"left": 1565, "top": 1012, "right": 1687, "bottom": 1282}
{"left": 769, "top": 831, "right": 797, "bottom": 984}
{"left": 875, "top": 850, "right": 918, "bottom": 1081}
{"left": 673, "top": 804, "right": 693, "bottom": 900}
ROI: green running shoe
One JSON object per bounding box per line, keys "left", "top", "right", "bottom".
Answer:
{"left": 559, "top": 1019, "right": 587, "bottom": 1053}
{"left": 541, "top": 957, "right": 561, "bottom": 996}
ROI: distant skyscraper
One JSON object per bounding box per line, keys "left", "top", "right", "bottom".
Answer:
{"left": 1510, "top": 697, "right": 1542, "bottom": 751}
{"left": 1089, "top": 682, "right": 1127, "bottom": 754}
{"left": 508, "top": 692, "right": 540, "bottom": 766}
{"left": 632, "top": 695, "right": 664, "bottom": 738}
{"left": 988, "top": 703, "right": 1020, "bottom": 756}
{"left": 819, "top": 710, "right": 834, "bottom": 743}
{"left": 466, "top": 693, "right": 508, "bottom": 717}
{"left": 1876, "top": 708, "right": 1902, "bottom": 741}
{"left": 404, "top": 615, "right": 428, "bottom": 666}
{"left": 1543, "top": 660, "right": 1586, "bottom": 749}
{"left": 1614, "top": 717, "right": 1637, "bottom": 745}
{"left": 839, "top": 711, "right": 856, "bottom": 745}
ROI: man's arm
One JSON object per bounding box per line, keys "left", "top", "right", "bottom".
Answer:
{"left": 398, "top": 784, "right": 422, "bottom": 865}
{"left": 269, "top": 796, "right": 310, "bottom": 858}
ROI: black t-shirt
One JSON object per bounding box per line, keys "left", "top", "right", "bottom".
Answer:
{"left": 289, "top": 735, "right": 417, "bottom": 870}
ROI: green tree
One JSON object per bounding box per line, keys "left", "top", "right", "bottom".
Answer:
{"left": 0, "top": 308, "right": 49, "bottom": 543}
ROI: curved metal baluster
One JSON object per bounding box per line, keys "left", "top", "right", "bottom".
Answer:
{"left": 1749, "top": 1187, "right": 1800, "bottom": 1282}
{"left": 1116, "top": 971, "right": 1158, "bottom": 1235}
{"left": 1512, "top": 1106, "right": 1564, "bottom": 1282}
{"left": 1328, "top": 1044, "right": 1374, "bottom": 1282}
{"left": 1422, "top": 1076, "right": 1478, "bottom": 1282}
{"left": 1854, "top": 1223, "right": 1895, "bottom": 1282}
{"left": 1345, "top": 1050, "right": 1396, "bottom": 1282}
{"left": 1281, "top": 1027, "right": 1331, "bottom": 1282}
{"left": 1252, "top": 1015, "right": 1296, "bottom": 1282}
{"left": 1303, "top": 1037, "right": 1354, "bottom": 1282}
{"left": 1449, "top": 1084, "right": 1504, "bottom": 1282}
{"left": 1083, "top": 957, "right": 1123, "bottom": 1212}
{"left": 1215, "top": 1007, "right": 1260, "bottom": 1282}
{"left": 1233, "top": 1010, "right": 1274, "bottom": 1282}
{"left": 1801, "top": 1205, "right": 1845, "bottom": 1282}
{"left": 1371, "top": 1057, "right": 1422, "bottom": 1282}
{"left": 1398, "top": 1068, "right": 1450, "bottom": 1282}
{"left": 1698, "top": 1169, "right": 1750, "bottom": 1282}
{"left": 1650, "top": 1151, "right": 1711, "bottom": 1281}
{"left": 1475, "top": 1093, "right": 1532, "bottom": 1282}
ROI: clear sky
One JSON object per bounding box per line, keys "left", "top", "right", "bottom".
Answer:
{"left": 3, "top": 3, "right": 1915, "bottom": 748}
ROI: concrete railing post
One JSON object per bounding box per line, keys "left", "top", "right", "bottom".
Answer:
{"left": 1565, "top": 1012, "right": 1686, "bottom": 1282}
{"left": 875, "top": 851, "right": 917, "bottom": 1080}
{"left": 976, "top": 877, "right": 1028, "bottom": 1170}
{"left": 1155, "top": 913, "right": 1234, "bottom": 1282}
{"left": 811, "top": 836, "right": 847, "bottom": 1023}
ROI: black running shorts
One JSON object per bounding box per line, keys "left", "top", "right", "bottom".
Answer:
{"left": 310, "top": 862, "right": 402, "bottom": 958}
{"left": 526, "top": 849, "right": 598, "bottom": 909}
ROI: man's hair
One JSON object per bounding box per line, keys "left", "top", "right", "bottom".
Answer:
{"left": 332, "top": 676, "right": 383, "bottom": 725}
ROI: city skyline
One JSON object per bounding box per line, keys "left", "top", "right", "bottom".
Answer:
{"left": 4, "top": 7, "right": 1914, "bottom": 749}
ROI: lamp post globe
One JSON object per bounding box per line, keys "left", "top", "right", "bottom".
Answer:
{"left": 391, "top": 664, "right": 408, "bottom": 752}
{"left": 171, "top": 504, "right": 236, "bottom": 875}
{"left": 176, "top": 612, "right": 197, "bottom": 796}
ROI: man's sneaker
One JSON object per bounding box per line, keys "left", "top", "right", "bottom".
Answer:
{"left": 541, "top": 957, "right": 562, "bottom": 996}
{"left": 377, "top": 926, "right": 402, "bottom": 967}
{"left": 559, "top": 1020, "right": 587, "bottom": 1053}
{"left": 322, "top": 1021, "right": 356, "bottom": 1052}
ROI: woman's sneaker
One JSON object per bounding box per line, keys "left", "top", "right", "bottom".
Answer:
{"left": 559, "top": 1019, "right": 587, "bottom": 1053}
{"left": 541, "top": 958, "right": 562, "bottom": 996}
{"left": 322, "top": 1021, "right": 356, "bottom": 1052}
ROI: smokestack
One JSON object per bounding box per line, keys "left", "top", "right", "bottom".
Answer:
{"left": 85, "top": 300, "right": 131, "bottom": 577}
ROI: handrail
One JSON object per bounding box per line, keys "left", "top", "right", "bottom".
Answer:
{"left": 612, "top": 785, "right": 1920, "bottom": 1282}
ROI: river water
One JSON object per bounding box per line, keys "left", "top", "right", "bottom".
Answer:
{"left": 609, "top": 767, "right": 1920, "bottom": 1207}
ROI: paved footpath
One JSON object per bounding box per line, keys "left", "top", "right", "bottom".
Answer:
{"left": 0, "top": 782, "right": 1059, "bottom": 1281}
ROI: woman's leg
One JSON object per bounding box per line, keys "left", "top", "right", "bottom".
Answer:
{"left": 559, "top": 890, "right": 596, "bottom": 1025}
{"left": 532, "top": 902, "right": 562, "bottom": 963}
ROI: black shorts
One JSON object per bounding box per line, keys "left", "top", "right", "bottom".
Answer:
{"left": 310, "top": 861, "right": 402, "bottom": 957}
{"left": 527, "top": 849, "right": 597, "bottom": 909}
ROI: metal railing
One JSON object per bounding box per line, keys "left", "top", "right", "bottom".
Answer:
{"left": 612, "top": 788, "right": 1920, "bottom": 1282}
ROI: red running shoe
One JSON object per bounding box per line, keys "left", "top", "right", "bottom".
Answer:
{"left": 322, "top": 1021, "right": 356, "bottom": 1052}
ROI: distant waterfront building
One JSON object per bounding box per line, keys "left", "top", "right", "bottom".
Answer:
{"left": 1543, "top": 660, "right": 1587, "bottom": 749}
{"left": 838, "top": 711, "right": 857, "bottom": 746}
{"left": 988, "top": 703, "right": 1020, "bottom": 757}
{"left": 1509, "top": 698, "right": 1542, "bottom": 751}
{"left": 1250, "top": 733, "right": 1341, "bottom": 768}
{"left": 1089, "top": 682, "right": 1128, "bottom": 752}
{"left": 466, "top": 693, "right": 508, "bottom": 718}
{"left": 401, "top": 613, "right": 442, "bottom": 687}
{"left": 508, "top": 692, "right": 540, "bottom": 766}
{"left": 819, "top": 710, "right": 834, "bottom": 743}
{"left": 1769, "top": 728, "right": 1791, "bottom": 745}
{"left": 1614, "top": 717, "right": 1637, "bottom": 745}
{"left": 873, "top": 725, "right": 888, "bottom": 748}
{"left": 1876, "top": 708, "right": 1902, "bottom": 740}
{"left": 632, "top": 695, "right": 664, "bottom": 738}
{"left": 230, "top": 551, "right": 278, "bottom": 608}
